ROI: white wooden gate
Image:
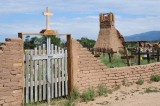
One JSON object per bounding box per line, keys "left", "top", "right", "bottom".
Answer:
{"left": 24, "top": 37, "right": 68, "bottom": 103}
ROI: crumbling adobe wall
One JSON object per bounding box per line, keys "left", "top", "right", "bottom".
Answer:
{"left": 72, "top": 39, "right": 160, "bottom": 91}
{"left": 72, "top": 39, "right": 108, "bottom": 91}
{"left": 0, "top": 38, "right": 23, "bottom": 106}
{"left": 94, "top": 13, "right": 124, "bottom": 53}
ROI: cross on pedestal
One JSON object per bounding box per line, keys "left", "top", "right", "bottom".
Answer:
{"left": 43, "top": 7, "right": 53, "bottom": 30}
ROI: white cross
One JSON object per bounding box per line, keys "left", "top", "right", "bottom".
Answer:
{"left": 43, "top": 7, "right": 53, "bottom": 30}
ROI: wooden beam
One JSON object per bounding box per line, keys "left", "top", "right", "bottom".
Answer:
{"left": 67, "top": 34, "right": 73, "bottom": 95}
{"left": 22, "top": 32, "right": 69, "bottom": 36}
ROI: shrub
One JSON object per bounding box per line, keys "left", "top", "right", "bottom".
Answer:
{"left": 97, "top": 84, "right": 107, "bottom": 96}
{"left": 81, "top": 87, "right": 95, "bottom": 102}
{"left": 145, "top": 88, "right": 160, "bottom": 93}
{"left": 122, "top": 79, "right": 129, "bottom": 86}
{"left": 70, "top": 88, "right": 80, "bottom": 101}
{"left": 64, "top": 100, "right": 75, "bottom": 106}
{"left": 150, "top": 75, "right": 160, "bottom": 82}
{"left": 136, "top": 79, "right": 144, "bottom": 85}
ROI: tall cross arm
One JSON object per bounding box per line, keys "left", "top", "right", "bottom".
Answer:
{"left": 43, "top": 12, "right": 53, "bottom": 16}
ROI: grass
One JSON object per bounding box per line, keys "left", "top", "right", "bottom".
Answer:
{"left": 99, "top": 54, "right": 127, "bottom": 68}
{"left": 97, "top": 84, "right": 108, "bottom": 96}
{"left": 150, "top": 75, "right": 160, "bottom": 82}
{"left": 99, "top": 54, "right": 157, "bottom": 68}
{"left": 122, "top": 79, "right": 130, "bottom": 86}
{"left": 136, "top": 79, "right": 144, "bottom": 85}
{"left": 81, "top": 87, "right": 95, "bottom": 102}
{"left": 63, "top": 100, "right": 75, "bottom": 106}
{"left": 145, "top": 88, "right": 160, "bottom": 93}
{"left": 70, "top": 88, "right": 80, "bottom": 101}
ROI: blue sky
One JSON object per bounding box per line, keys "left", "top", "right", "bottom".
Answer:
{"left": 0, "top": 0, "right": 160, "bottom": 42}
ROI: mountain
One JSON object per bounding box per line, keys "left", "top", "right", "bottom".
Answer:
{"left": 124, "top": 31, "right": 160, "bottom": 41}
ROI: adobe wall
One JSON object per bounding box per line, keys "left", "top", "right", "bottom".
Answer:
{"left": 72, "top": 39, "right": 160, "bottom": 91}
{"left": 0, "top": 38, "right": 24, "bottom": 106}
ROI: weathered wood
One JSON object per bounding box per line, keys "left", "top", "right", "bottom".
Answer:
{"left": 22, "top": 32, "right": 68, "bottom": 36}
{"left": 47, "top": 37, "right": 51, "bottom": 102}
{"left": 24, "top": 77, "right": 65, "bottom": 87}
{"left": 65, "top": 50, "right": 68, "bottom": 95}
{"left": 157, "top": 48, "right": 160, "bottom": 62}
{"left": 147, "top": 50, "right": 150, "bottom": 63}
{"left": 38, "top": 46, "right": 42, "bottom": 101}
{"left": 31, "top": 54, "right": 64, "bottom": 60}
{"left": 25, "top": 51, "right": 29, "bottom": 103}
{"left": 42, "top": 44, "right": 46, "bottom": 100}
{"left": 67, "top": 34, "right": 72, "bottom": 95}
{"left": 54, "top": 45, "right": 58, "bottom": 97}
{"left": 138, "top": 43, "right": 141, "bottom": 65}
{"left": 24, "top": 36, "right": 69, "bottom": 103}
{"left": 34, "top": 48, "right": 38, "bottom": 102}
{"left": 51, "top": 44, "right": 54, "bottom": 98}
{"left": 30, "top": 50, "right": 33, "bottom": 102}
{"left": 62, "top": 48, "right": 65, "bottom": 96}
{"left": 58, "top": 47, "right": 61, "bottom": 97}
{"left": 124, "top": 47, "right": 130, "bottom": 66}
{"left": 121, "top": 56, "right": 134, "bottom": 59}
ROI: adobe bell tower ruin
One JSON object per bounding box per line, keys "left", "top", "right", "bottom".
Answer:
{"left": 94, "top": 13, "right": 125, "bottom": 54}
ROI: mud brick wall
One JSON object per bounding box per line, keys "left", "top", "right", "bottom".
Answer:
{"left": 72, "top": 39, "right": 160, "bottom": 91}
{"left": 0, "top": 38, "right": 23, "bottom": 106}
{"left": 72, "top": 39, "right": 108, "bottom": 91}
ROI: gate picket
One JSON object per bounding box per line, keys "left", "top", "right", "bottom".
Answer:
{"left": 34, "top": 48, "right": 38, "bottom": 102}
{"left": 24, "top": 37, "right": 68, "bottom": 103}
{"left": 65, "top": 50, "right": 68, "bottom": 95}
{"left": 38, "top": 46, "right": 42, "bottom": 101}
{"left": 54, "top": 45, "right": 58, "bottom": 98}
{"left": 25, "top": 51, "right": 29, "bottom": 103}
{"left": 47, "top": 37, "right": 51, "bottom": 102}
{"left": 51, "top": 44, "right": 54, "bottom": 98}
{"left": 30, "top": 50, "right": 33, "bottom": 102}
{"left": 58, "top": 47, "right": 61, "bottom": 97}
{"left": 62, "top": 48, "right": 64, "bottom": 96}
{"left": 42, "top": 44, "right": 46, "bottom": 100}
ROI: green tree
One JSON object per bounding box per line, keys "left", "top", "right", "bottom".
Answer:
{"left": 24, "top": 35, "right": 62, "bottom": 49}
{"left": 77, "top": 37, "right": 96, "bottom": 49}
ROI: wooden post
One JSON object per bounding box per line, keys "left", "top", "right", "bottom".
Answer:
{"left": 18, "top": 32, "right": 23, "bottom": 39}
{"left": 18, "top": 33, "right": 24, "bottom": 106}
{"left": 157, "top": 48, "right": 160, "bottom": 62}
{"left": 67, "top": 34, "right": 73, "bottom": 95}
{"left": 108, "top": 53, "right": 112, "bottom": 63}
{"left": 124, "top": 47, "right": 130, "bottom": 66}
{"left": 147, "top": 50, "right": 150, "bottom": 63}
{"left": 138, "top": 42, "right": 141, "bottom": 65}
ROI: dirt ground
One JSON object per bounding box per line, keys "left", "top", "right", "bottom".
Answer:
{"left": 77, "top": 82, "right": 160, "bottom": 106}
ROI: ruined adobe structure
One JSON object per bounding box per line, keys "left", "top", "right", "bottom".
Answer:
{"left": 94, "top": 13, "right": 125, "bottom": 53}
{"left": 0, "top": 38, "right": 23, "bottom": 106}
{"left": 72, "top": 39, "right": 160, "bottom": 91}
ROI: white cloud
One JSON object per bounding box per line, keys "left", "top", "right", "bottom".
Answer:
{"left": 0, "top": 0, "right": 160, "bottom": 42}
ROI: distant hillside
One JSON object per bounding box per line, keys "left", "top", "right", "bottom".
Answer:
{"left": 124, "top": 31, "right": 160, "bottom": 41}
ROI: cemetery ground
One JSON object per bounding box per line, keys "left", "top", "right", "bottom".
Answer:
{"left": 25, "top": 75, "right": 160, "bottom": 106}
{"left": 99, "top": 54, "right": 157, "bottom": 68}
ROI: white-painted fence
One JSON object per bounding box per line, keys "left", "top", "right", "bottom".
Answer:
{"left": 24, "top": 37, "right": 68, "bottom": 103}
